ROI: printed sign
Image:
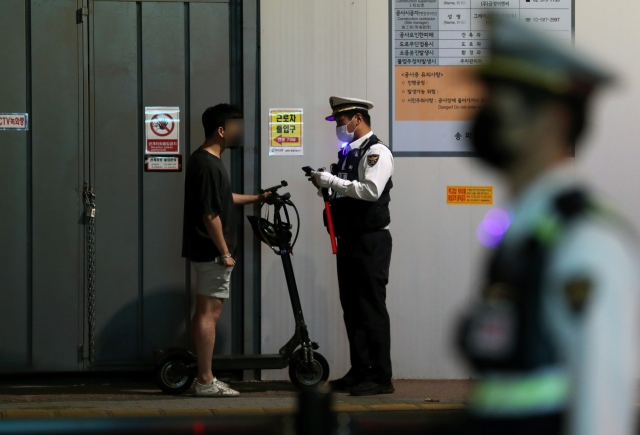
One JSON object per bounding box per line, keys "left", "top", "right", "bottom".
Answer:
{"left": 447, "top": 186, "right": 493, "bottom": 205}
{"left": 145, "top": 155, "right": 182, "bottom": 172}
{"left": 269, "top": 109, "right": 303, "bottom": 156}
{"left": 145, "top": 107, "right": 180, "bottom": 154}
{"left": 0, "top": 113, "right": 29, "bottom": 131}
{"left": 391, "top": 0, "right": 574, "bottom": 155}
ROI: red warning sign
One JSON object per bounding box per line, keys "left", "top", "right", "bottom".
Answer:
{"left": 145, "top": 107, "right": 180, "bottom": 154}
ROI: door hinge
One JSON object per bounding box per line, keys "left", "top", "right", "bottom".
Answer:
{"left": 76, "top": 7, "right": 88, "bottom": 24}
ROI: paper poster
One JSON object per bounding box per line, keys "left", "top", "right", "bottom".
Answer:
{"left": 144, "top": 155, "right": 182, "bottom": 172}
{"left": 145, "top": 107, "right": 180, "bottom": 154}
{"left": 391, "top": 0, "right": 574, "bottom": 155}
{"left": 269, "top": 109, "right": 303, "bottom": 156}
{"left": 447, "top": 186, "right": 493, "bottom": 205}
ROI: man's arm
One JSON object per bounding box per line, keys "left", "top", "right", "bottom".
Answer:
{"left": 202, "top": 213, "right": 234, "bottom": 267}
{"left": 233, "top": 192, "right": 271, "bottom": 205}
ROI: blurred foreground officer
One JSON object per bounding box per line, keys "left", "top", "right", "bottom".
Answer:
{"left": 309, "top": 97, "right": 394, "bottom": 396}
{"left": 457, "top": 18, "right": 639, "bottom": 435}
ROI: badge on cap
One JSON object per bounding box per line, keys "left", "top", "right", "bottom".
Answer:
{"left": 564, "top": 277, "right": 592, "bottom": 313}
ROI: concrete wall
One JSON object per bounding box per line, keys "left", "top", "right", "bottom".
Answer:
{"left": 259, "top": 0, "right": 640, "bottom": 379}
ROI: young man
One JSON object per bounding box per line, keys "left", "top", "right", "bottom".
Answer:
{"left": 309, "top": 97, "right": 395, "bottom": 396}
{"left": 457, "top": 19, "right": 639, "bottom": 435}
{"left": 182, "top": 104, "right": 269, "bottom": 397}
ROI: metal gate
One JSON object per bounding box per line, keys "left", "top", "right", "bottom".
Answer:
{"left": 0, "top": 0, "right": 258, "bottom": 372}
{"left": 88, "top": 0, "right": 236, "bottom": 368}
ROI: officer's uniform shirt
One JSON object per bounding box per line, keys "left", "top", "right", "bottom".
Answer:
{"left": 328, "top": 131, "right": 394, "bottom": 203}
{"left": 495, "top": 164, "right": 639, "bottom": 435}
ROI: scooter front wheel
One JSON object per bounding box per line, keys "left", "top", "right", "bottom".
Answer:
{"left": 155, "top": 358, "right": 195, "bottom": 395}
{"left": 288, "top": 350, "right": 330, "bottom": 389}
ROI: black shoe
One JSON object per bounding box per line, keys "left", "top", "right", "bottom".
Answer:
{"left": 349, "top": 380, "right": 394, "bottom": 396}
{"left": 329, "top": 369, "right": 366, "bottom": 392}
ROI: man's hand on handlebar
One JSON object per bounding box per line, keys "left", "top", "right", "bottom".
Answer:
{"left": 258, "top": 191, "right": 272, "bottom": 203}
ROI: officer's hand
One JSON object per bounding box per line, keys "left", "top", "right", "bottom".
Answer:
{"left": 221, "top": 256, "right": 236, "bottom": 268}
{"left": 308, "top": 172, "right": 320, "bottom": 189}
{"left": 313, "top": 171, "right": 335, "bottom": 189}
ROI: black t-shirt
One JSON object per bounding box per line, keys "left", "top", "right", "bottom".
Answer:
{"left": 182, "top": 148, "right": 235, "bottom": 262}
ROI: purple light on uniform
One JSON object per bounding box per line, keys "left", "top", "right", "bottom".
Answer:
{"left": 477, "top": 208, "right": 512, "bottom": 248}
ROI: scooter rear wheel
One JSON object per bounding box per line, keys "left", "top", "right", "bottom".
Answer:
{"left": 155, "top": 358, "right": 195, "bottom": 395}
{"left": 288, "top": 350, "right": 330, "bottom": 389}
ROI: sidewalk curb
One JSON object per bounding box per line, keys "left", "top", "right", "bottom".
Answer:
{"left": 0, "top": 403, "right": 468, "bottom": 419}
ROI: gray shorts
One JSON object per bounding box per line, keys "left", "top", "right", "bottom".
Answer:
{"left": 192, "top": 260, "right": 233, "bottom": 299}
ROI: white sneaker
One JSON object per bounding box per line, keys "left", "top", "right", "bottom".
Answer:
{"left": 216, "top": 379, "right": 230, "bottom": 388}
{"left": 194, "top": 379, "right": 240, "bottom": 397}
{"left": 192, "top": 377, "right": 229, "bottom": 390}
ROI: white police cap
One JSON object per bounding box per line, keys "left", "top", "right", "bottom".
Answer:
{"left": 326, "top": 96, "right": 374, "bottom": 121}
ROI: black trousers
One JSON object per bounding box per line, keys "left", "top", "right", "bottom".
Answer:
{"left": 336, "top": 229, "right": 392, "bottom": 382}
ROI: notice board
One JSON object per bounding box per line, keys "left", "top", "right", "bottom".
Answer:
{"left": 390, "top": 0, "right": 574, "bottom": 156}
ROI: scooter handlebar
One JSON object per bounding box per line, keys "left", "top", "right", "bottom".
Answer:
{"left": 260, "top": 180, "right": 288, "bottom": 194}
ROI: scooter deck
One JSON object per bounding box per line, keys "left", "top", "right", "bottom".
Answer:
{"left": 211, "top": 354, "right": 287, "bottom": 371}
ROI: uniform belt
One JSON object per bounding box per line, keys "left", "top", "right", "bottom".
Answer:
{"left": 472, "top": 367, "right": 570, "bottom": 417}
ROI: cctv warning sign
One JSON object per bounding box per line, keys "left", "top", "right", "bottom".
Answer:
{"left": 0, "top": 113, "right": 28, "bottom": 131}
{"left": 145, "top": 107, "right": 180, "bottom": 154}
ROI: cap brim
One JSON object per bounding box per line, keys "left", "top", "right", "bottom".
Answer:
{"left": 325, "top": 115, "right": 335, "bottom": 121}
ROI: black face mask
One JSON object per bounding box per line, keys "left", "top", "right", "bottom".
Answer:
{"left": 471, "top": 106, "right": 516, "bottom": 170}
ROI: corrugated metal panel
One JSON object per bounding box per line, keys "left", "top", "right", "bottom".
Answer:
{"left": 0, "top": 0, "right": 29, "bottom": 369}
{"left": 92, "top": 0, "right": 140, "bottom": 363}
{"left": 31, "top": 0, "right": 82, "bottom": 370}
{"left": 188, "top": 1, "right": 233, "bottom": 356}
{"left": 140, "top": 2, "right": 189, "bottom": 358}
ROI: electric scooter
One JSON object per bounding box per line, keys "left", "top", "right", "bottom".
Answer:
{"left": 154, "top": 181, "right": 329, "bottom": 394}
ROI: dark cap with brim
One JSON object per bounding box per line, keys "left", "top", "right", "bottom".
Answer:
{"left": 480, "top": 17, "right": 614, "bottom": 98}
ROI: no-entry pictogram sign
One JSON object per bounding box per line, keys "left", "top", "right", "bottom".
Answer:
{"left": 145, "top": 107, "right": 180, "bottom": 154}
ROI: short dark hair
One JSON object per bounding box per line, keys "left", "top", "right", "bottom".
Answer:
{"left": 202, "top": 104, "right": 242, "bottom": 138}
{"left": 340, "top": 109, "right": 371, "bottom": 127}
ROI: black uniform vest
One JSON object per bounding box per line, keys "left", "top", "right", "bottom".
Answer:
{"left": 325, "top": 135, "right": 393, "bottom": 237}
{"left": 458, "top": 189, "right": 593, "bottom": 373}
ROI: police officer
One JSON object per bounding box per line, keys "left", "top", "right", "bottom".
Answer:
{"left": 457, "top": 18, "right": 639, "bottom": 435}
{"left": 309, "top": 96, "right": 394, "bottom": 396}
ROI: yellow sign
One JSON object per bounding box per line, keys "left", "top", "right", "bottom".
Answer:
{"left": 269, "top": 109, "right": 303, "bottom": 156}
{"left": 447, "top": 186, "right": 493, "bottom": 205}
